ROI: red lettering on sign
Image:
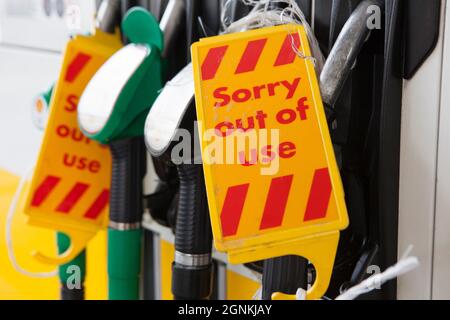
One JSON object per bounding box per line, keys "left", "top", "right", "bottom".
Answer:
{"left": 275, "top": 98, "right": 310, "bottom": 125}
{"left": 237, "top": 142, "right": 297, "bottom": 166}
{"left": 89, "top": 161, "right": 101, "bottom": 173}
{"left": 214, "top": 87, "right": 231, "bottom": 107}
{"left": 279, "top": 142, "right": 296, "bottom": 159}
{"left": 296, "top": 97, "right": 309, "bottom": 120}
{"left": 63, "top": 153, "right": 102, "bottom": 173}
{"left": 233, "top": 89, "right": 252, "bottom": 103}
{"left": 213, "top": 78, "right": 300, "bottom": 107}
{"left": 214, "top": 110, "right": 268, "bottom": 137}
{"left": 65, "top": 94, "right": 79, "bottom": 112}
{"left": 276, "top": 108, "right": 297, "bottom": 124}
{"left": 56, "top": 125, "right": 91, "bottom": 144}
{"left": 261, "top": 145, "right": 276, "bottom": 163}
{"left": 215, "top": 121, "right": 234, "bottom": 137}
{"left": 238, "top": 149, "right": 258, "bottom": 167}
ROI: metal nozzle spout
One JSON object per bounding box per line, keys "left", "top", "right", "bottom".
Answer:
{"left": 160, "top": 0, "right": 185, "bottom": 58}
{"left": 320, "top": 0, "right": 384, "bottom": 107}
{"left": 96, "top": 0, "right": 121, "bottom": 34}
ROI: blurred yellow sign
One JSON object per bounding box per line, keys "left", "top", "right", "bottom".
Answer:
{"left": 192, "top": 24, "right": 348, "bottom": 299}
{"left": 24, "top": 30, "right": 122, "bottom": 266}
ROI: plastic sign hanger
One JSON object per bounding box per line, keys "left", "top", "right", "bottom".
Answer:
{"left": 191, "top": 24, "right": 349, "bottom": 300}
{"left": 24, "top": 3, "right": 123, "bottom": 266}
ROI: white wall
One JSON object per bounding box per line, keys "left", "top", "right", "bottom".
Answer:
{"left": 0, "top": 0, "right": 96, "bottom": 175}
{"left": 432, "top": 0, "right": 450, "bottom": 300}
{"left": 0, "top": 46, "right": 60, "bottom": 175}
{"left": 397, "top": 0, "right": 448, "bottom": 300}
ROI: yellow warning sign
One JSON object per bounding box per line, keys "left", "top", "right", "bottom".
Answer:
{"left": 24, "top": 30, "right": 122, "bottom": 265}
{"left": 192, "top": 25, "right": 348, "bottom": 299}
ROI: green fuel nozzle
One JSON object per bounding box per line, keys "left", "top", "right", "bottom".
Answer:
{"left": 77, "top": 2, "right": 185, "bottom": 300}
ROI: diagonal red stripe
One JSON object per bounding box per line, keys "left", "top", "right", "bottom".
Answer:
{"left": 260, "top": 175, "right": 294, "bottom": 230}
{"left": 65, "top": 53, "right": 92, "bottom": 83}
{"left": 31, "top": 175, "right": 61, "bottom": 207}
{"left": 303, "top": 168, "right": 332, "bottom": 221}
{"left": 56, "top": 183, "right": 89, "bottom": 213}
{"left": 84, "top": 189, "right": 109, "bottom": 220}
{"left": 235, "top": 38, "right": 267, "bottom": 74}
{"left": 274, "top": 33, "right": 301, "bottom": 67}
{"left": 220, "top": 184, "right": 249, "bottom": 237}
{"left": 201, "top": 46, "right": 228, "bottom": 81}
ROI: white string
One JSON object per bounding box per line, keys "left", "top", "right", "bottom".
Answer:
{"left": 252, "top": 286, "right": 262, "bottom": 300}
{"left": 336, "top": 250, "right": 419, "bottom": 300}
{"left": 251, "top": 247, "right": 419, "bottom": 300}
{"left": 221, "top": 0, "right": 325, "bottom": 73}
{"left": 5, "top": 166, "right": 58, "bottom": 278}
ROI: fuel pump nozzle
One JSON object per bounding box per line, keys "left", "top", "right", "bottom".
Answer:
{"left": 96, "top": 0, "right": 121, "bottom": 33}
{"left": 145, "top": 64, "right": 214, "bottom": 300}
{"left": 78, "top": 2, "right": 185, "bottom": 300}
{"left": 320, "top": 0, "right": 384, "bottom": 108}
{"left": 57, "top": 0, "right": 122, "bottom": 300}
{"left": 264, "top": 0, "right": 385, "bottom": 300}
{"left": 143, "top": 1, "right": 250, "bottom": 300}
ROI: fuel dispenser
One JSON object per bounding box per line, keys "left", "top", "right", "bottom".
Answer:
{"left": 145, "top": 64, "right": 214, "bottom": 300}
{"left": 23, "top": 0, "right": 123, "bottom": 300}
{"left": 7, "top": 0, "right": 445, "bottom": 300}
{"left": 143, "top": 0, "right": 259, "bottom": 300}
{"left": 158, "top": 0, "right": 431, "bottom": 301}
{"left": 32, "top": 86, "right": 88, "bottom": 300}
{"left": 262, "top": 0, "right": 384, "bottom": 300}
{"left": 77, "top": 2, "right": 184, "bottom": 300}
{"left": 282, "top": 0, "right": 440, "bottom": 299}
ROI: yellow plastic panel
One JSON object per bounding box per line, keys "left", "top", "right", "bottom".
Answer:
{"left": 0, "top": 169, "right": 107, "bottom": 299}
{"left": 192, "top": 25, "right": 349, "bottom": 299}
{"left": 226, "top": 270, "right": 260, "bottom": 300}
{"left": 160, "top": 239, "right": 175, "bottom": 300}
{"left": 24, "top": 30, "right": 122, "bottom": 266}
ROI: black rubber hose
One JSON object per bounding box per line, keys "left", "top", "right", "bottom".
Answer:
{"left": 60, "top": 283, "right": 84, "bottom": 300}
{"left": 175, "top": 164, "right": 212, "bottom": 253}
{"left": 109, "top": 137, "right": 146, "bottom": 224}
{"left": 145, "top": 156, "right": 179, "bottom": 228}
{"left": 108, "top": 137, "right": 146, "bottom": 300}
{"left": 262, "top": 256, "right": 308, "bottom": 300}
{"left": 172, "top": 163, "right": 213, "bottom": 300}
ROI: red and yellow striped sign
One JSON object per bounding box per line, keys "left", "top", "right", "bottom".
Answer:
{"left": 220, "top": 168, "right": 333, "bottom": 238}
{"left": 192, "top": 25, "right": 348, "bottom": 299}
{"left": 24, "top": 30, "right": 122, "bottom": 266}
{"left": 30, "top": 175, "right": 109, "bottom": 221}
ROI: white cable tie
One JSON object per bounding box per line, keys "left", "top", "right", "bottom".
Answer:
{"left": 336, "top": 253, "right": 419, "bottom": 300}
